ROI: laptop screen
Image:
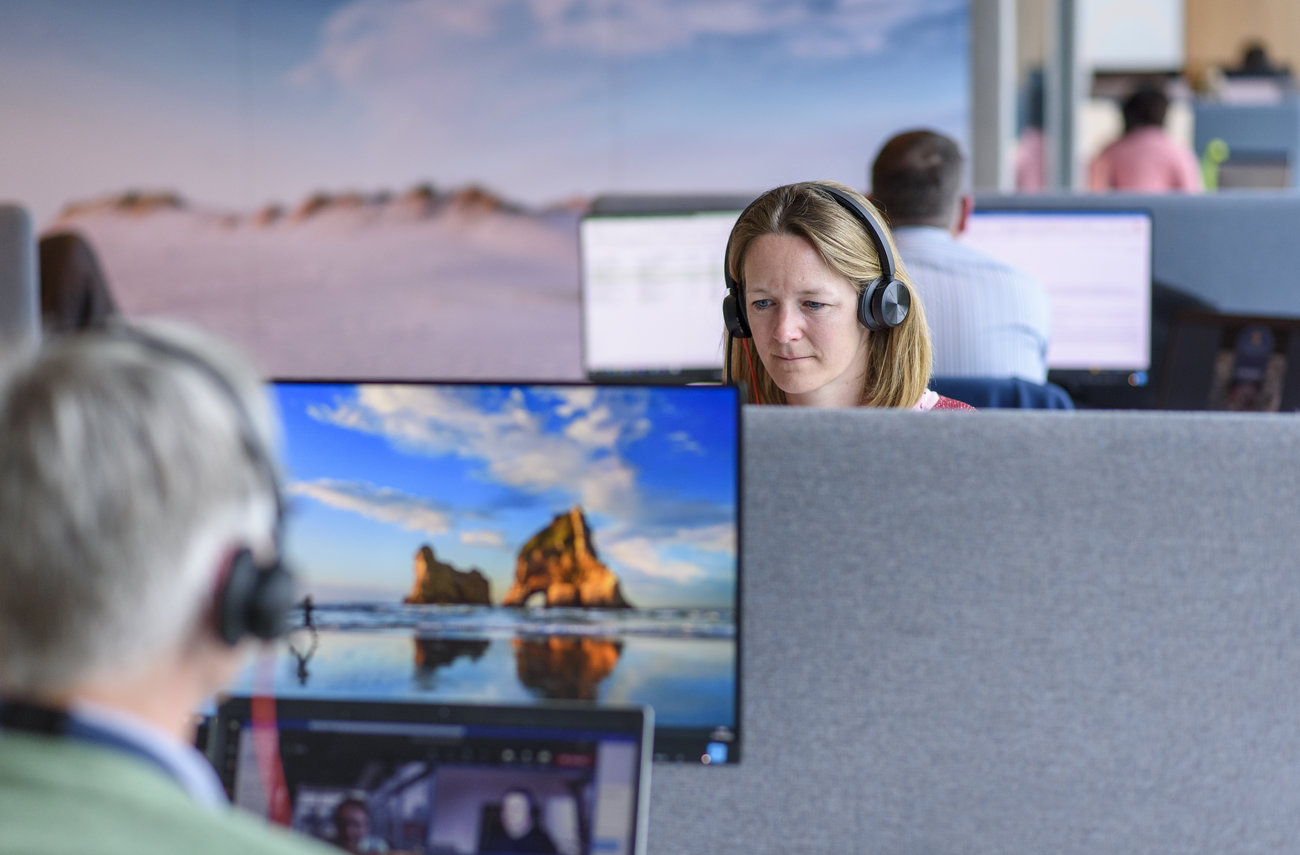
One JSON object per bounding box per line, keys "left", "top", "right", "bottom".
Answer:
{"left": 210, "top": 697, "right": 653, "bottom": 855}
{"left": 222, "top": 380, "right": 741, "bottom": 765}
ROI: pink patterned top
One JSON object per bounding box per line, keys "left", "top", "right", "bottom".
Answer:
{"left": 914, "top": 389, "right": 977, "bottom": 411}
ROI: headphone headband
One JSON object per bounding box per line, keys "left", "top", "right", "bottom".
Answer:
{"left": 722, "top": 182, "right": 911, "bottom": 349}
{"left": 814, "top": 183, "right": 898, "bottom": 286}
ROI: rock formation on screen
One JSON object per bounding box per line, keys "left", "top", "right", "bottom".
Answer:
{"left": 513, "top": 637, "right": 623, "bottom": 700}
{"left": 404, "top": 544, "right": 492, "bottom": 605}
{"left": 501, "top": 506, "right": 632, "bottom": 608}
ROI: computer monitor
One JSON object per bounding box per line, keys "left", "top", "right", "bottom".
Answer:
{"left": 1159, "top": 310, "right": 1300, "bottom": 411}
{"left": 208, "top": 697, "right": 653, "bottom": 855}
{"left": 579, "top": 201, "right": 749, "bottom": 383}
{"left": 225, "top": 380, "right": 741, "bottom": 765}
{"left": 960, "top": 208, "right": 1153, "bottom": 387}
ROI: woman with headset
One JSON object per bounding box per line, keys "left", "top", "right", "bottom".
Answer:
{"left": 722, "top": 180, "right": 973, "bottom": 410}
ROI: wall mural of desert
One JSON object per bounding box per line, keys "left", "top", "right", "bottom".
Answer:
{"left": 229, "top": 381, "right": 740, "bottom": 749}
{"left": 3, "top": 0, "right": 969, "bottom": 379}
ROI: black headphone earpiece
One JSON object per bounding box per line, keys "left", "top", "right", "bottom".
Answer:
{"left": 217, "top": 548, "right": 296, "bottom": 645}
{"left": 721, "top": 183, "right": 911, "bottom": 342}
{"left": 721, "top": 288, "right": 750, "bottom": 339}
{"left": 107, "top": 324, "right": 296, "bottom": 645}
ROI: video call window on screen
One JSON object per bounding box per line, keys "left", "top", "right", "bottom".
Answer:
{"left": 579, "top": 209, "right": 741, "bottom": 382}
{"left": 210, "top": 699, "right": 652, "bottom": 855}
{"left": 961, "top": 209, "right": 1154, "bottom": 383}
{"left": 1160, "top": 310, "right": 1300, "bottom": 412}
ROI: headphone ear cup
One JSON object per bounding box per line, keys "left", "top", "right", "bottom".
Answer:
{"left": 859, "top": 278, "right": 911, "bottom": 331}
{"left": 722, "top": 291, "right": 751, "bottom": 339}
{"left": 215, "top": 547, "right": 295, "bottom": 645}
{"left": 246, "top": 562, "right": 296, "bottom": 642}
{"left": 215, "top": 549, "right": 258, "bottom": 646}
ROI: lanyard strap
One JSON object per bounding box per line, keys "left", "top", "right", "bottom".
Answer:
{"left": 0, "top": 701, "right": 182, "bottom": 787}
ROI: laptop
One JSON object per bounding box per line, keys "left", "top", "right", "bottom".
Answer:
{"left": 209, "top": 696, "right": 653, "bottom": 855}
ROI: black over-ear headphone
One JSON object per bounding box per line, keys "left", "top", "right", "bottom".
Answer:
{"left": 109, "top": 325, "right": 296, "bottom": 645}
{"left": 722, "top": 183, "right": 911, "bottom": 338}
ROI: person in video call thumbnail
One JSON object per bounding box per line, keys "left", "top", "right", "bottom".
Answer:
{"left": 331, "top": 796, "right": 390, "bottom": 854}
{"left": 722, "top": 180, "right": 974, "bottom": 410}
{"left": 479, "top": 787, "right": 559, "bottom": 854}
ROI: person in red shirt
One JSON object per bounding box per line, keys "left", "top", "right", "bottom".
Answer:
{"left": 1088, "top": 86, "right": 1203, "bottom": 193}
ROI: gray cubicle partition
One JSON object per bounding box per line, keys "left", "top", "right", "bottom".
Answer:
{"left": 650, "top": 406, "right": 1300, "bottom": 855}
{"left": 1192, "top": 99, "right": 1300, "bottom": 189}
{"left": 973, "top": 191, "right": 1300, "bottom": 317}
{"left": 0, "top": 204, "right": 39, "bottom": 348}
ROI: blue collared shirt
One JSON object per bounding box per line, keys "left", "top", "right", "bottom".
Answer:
{"left": 0, "top": 699, "right": 229, "bottom": 809}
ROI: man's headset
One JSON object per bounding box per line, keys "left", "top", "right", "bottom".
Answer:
{"left": 721, "top": 183, "right": 912, "bottom": 343}
{"left": 110, "top": 325, "right": 296, "bottom": 645}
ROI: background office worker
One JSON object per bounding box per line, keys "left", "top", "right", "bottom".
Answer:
{"left": 870, "top": 129, "right": 1052, "bottom": 383}
{"left": 1088, "top": 86, "right": 1203, "bottom": 193}
{"left": 723, "top": 180, "right": 972, "bottom": 410}
{"left": 0, "top": 320, "right": 335, "bottom": 855}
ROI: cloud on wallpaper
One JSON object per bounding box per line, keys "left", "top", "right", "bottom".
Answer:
{"left": 292, "top": 0, "right": 967, "bottom": 88}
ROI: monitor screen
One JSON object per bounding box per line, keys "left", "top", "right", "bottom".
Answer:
{"left": 960, "top": 209, "right": 1153, "bottom": 383}
{"left": 208, "top": 697, "right": 653, "bottom": 855}
{"left": 579, "top": 209, "right": 740, "bottom": 382}
{"left": 225, "top": 380, "right": 741, "bottom": 764}
{"left": 1159, "top": 310, "right": 1300, "bottom": 412}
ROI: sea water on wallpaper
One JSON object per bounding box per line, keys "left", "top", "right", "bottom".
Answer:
{"left": 226, "top": 602, "right": 735, "bottom": 728}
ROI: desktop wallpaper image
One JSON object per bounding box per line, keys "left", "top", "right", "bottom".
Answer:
{"left": 230, "top": 382, "right": 740, "bottom": 746}
{"left": 1, "top": 0, "right": 969, "bottom": 379}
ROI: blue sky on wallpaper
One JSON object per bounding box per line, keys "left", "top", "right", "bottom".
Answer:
{"left": 273, "top": 382, "right": 739, "bottom": 608}
{"left": 1, "top": 0, "right": 968, "bottom": 225}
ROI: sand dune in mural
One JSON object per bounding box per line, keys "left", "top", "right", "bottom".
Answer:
{"left": 50, "top": 187, "right": 587, "bottom": 381}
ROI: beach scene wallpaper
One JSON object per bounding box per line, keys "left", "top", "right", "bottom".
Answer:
{"left": 2, "top": 0, "right": 969, "bottom": 379}
{"left": 229, "top": 381, "right": 740, "bottom": 753}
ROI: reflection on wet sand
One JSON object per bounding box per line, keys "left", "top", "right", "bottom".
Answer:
{"left": 412, "top": 637, "right": 491, "bottom": 689}
{"left": 512, "top": 637, "right": 623, "bottom": 700}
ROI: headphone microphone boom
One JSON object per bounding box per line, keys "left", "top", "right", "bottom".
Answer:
{"left": 721, "top": 182, "right": 911, "bottom": 345}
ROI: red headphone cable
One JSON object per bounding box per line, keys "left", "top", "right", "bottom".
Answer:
{"left": 741, "top": 339, "right": 761, "bottom": 405}
{"left": 250, "top": 648, "right": 291, "bottom": 826}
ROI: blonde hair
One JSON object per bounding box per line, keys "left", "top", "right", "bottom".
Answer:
{"left": 725, "top": 181, "right": 932, "bottom": 408}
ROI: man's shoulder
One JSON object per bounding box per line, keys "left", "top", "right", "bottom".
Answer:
{"left": 0, "top": 734, "right": 335, "bottom": 855}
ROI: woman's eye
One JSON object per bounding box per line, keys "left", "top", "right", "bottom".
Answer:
{"left": 751, "top": 299, "right": 773, "bottom": 310}
{"left": 804, "top": 301, "right": 826, "bottom": 310}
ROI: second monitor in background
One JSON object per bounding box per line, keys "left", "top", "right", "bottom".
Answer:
{"left": 959, "top": 208, "right": 1154, "bottom": 390}
{"left": 579, "top": 197, "right": 752, "bottom": 384}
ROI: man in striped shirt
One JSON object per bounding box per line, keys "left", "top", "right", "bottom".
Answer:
{"left": 870, "top": 130, "right": 1051, "bottom": 383}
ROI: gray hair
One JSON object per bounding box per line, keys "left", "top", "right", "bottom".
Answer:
{"left": 0, "top": 319, "right": 280, "bottom": 694}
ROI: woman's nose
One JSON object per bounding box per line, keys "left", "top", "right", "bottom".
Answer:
{"left": 772, "top": 306, "right": 803, "bottom": 342}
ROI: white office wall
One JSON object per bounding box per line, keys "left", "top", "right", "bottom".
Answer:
{"left": 1079, "top": 0, "right": 1184, "bottom": 69}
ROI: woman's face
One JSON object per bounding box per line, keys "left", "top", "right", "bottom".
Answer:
{"left": 742, "top": 233, "right": 869, "bottom": 406}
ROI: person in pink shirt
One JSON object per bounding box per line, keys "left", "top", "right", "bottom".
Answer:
{"left": 1089, "top": 87, "right": 1203, "bottom": 193}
